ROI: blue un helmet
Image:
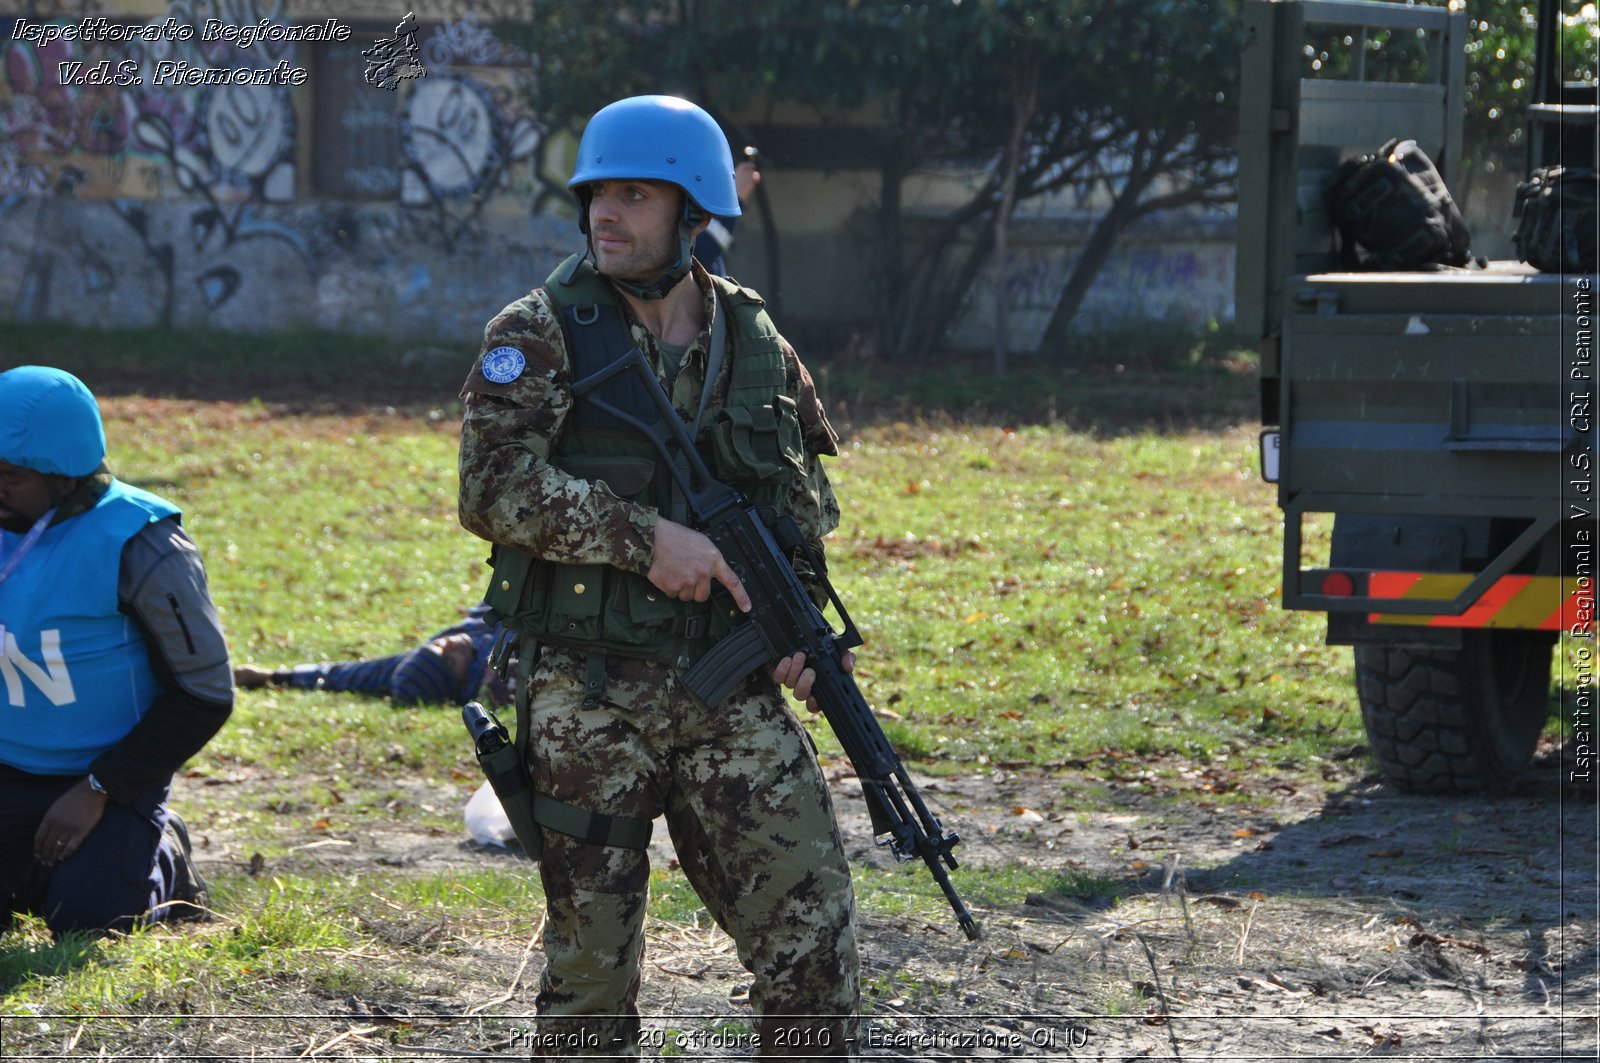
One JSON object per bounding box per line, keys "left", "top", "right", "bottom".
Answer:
{"left": 0, "top": 366, "right": 106, "bottom": 477}
{"left": 568, "top": 95, "right": 740, "bottom": 299}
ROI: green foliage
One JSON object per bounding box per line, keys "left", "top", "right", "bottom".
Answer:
{"left": 0, "top": 871, "right": 543, "bottom": 1028}
{"left": 1463, "top": 0, "right": 1597, "bottom": 170}
{"left": 1, "top": 878, "right": 358, "bottom": 1017}
{"left": 643, "top": 868, "right": 715, "bottom": 925}
{"left": 521, "top": 0, "right": 1238, "bottom": 147}
{"left": 506, "top": 0, "right": 1239, "bottom": 361}
{"left": 1, "top": 321, "right": 1345, "bottom": 788}
{"left": 821, "top": 421, "right": 1359, "bottom": 775}
{"left": 111, "top": 404, "right": 477, "bottom": 666}
{"left": 1042, "top": 867, "right": 1128, "bottom": 906}
{"left": 851, "top": 864, "right": 1130, "bottom": 933}
{"left": 0, "top": 920, "right": 99, "bottom": 996}
{"left": 1299, "top": 1, "right": 1598, "bottom": 176}
{"left": 819, "top": 345, "right": 1256, "bottom": 431}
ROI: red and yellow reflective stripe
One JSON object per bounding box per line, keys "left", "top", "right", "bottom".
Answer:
{"left": 1369, "top": 572, "right": 1593, "bottom": 631}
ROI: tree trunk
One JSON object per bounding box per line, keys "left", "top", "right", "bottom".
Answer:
{"left": 992, "top": 62, "right": 1039, "bottom": 377}
{"left": 877, "top": 134, "right": 907, "bottom": 361}
{"left": 891, "top": 175, "right": 1005, "bottom": 363}
{"left": 1036, "top": 162, "right": 1158, "bottom": 354}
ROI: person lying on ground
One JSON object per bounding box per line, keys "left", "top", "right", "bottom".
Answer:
{"left": 233, "top": 604, "right": 513, "bottom": 706}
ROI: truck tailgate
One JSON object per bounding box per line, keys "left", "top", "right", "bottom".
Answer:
{"left": 1281, "top": 267, "right": 1574, "bottom": 504}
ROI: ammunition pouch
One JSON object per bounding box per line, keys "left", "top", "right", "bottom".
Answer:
{"left": 708, "top": 394, "right": 806, "bottom": 510}
{"left": 484, "top": 452, "right": 741, "bottom": 664}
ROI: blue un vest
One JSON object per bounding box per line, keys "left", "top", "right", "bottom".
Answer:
{"left": 0, "top": 481, "right": 180, "bottom": 775}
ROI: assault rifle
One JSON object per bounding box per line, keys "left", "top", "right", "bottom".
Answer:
{"left": 573, "top": 348, "right": 980, "bottom": 941}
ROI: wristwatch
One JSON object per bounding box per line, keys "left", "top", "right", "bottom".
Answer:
{"left": 85, "top": 773, "right": 109, "bottom": 796}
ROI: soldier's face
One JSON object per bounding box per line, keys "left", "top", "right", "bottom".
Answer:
{"left": 0, "top": 461, "right": 70, "bottom": 534}
{"left": 587, "top": 179, "right": 681, "bottom": 281}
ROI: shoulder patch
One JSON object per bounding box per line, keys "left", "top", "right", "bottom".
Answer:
{"left": 482, "top": 346, "right": 527, "bottom": 384}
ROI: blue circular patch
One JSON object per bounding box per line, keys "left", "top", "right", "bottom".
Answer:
{"left": 482, "top": 346, "right": 526, "bottom": 384}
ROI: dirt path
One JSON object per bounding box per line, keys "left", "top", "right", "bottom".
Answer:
{"left": 155, "top": 739, "right": 1598, "bottom": 1060}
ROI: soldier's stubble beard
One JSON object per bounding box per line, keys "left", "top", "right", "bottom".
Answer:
{"left": 592, "top": 217, "right": 679, "bottom": 285}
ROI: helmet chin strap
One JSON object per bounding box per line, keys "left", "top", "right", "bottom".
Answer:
{"left": 603, "top": 218, "right": 696, "bottom": 301}
{"left": 580, "top": 193, "right": 702, "bottom": 302}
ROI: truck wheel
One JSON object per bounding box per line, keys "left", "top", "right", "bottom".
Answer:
{"left": 1354, "top": 632, "right": 1553, "bottom": 794}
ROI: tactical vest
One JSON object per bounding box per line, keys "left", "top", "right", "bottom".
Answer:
{"left": 0, "top": 481, "right": 179, "bottom": 775}
{"left": 485, "top": 256, "right": 806, "bottom": 668}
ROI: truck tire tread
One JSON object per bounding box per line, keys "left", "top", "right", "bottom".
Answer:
{"left": 1354, "top": 634, "right": 1551, "bottom": 795}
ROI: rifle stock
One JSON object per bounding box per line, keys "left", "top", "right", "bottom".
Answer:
{"left": 573, "top": 349, "right": 981, "bottom": 941}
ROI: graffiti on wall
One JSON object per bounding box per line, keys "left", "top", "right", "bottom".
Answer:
{"left": 0, "top": 5, "right": 581, "bottom": 336}
{"left": 948, "top": 239, "right": 1236, "bottom": 351}
{"left": 422, "top": 11, "right": 526, "bottom": 68}
{"left": 2, "top": 0, "right": 300, "bottom": 198}
{"left": 397, "top": 70, "right": 549, "bottom": 252}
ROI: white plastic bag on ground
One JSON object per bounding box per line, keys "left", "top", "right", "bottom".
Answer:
{"left": 463, "top": 779, "right": 516, "bottom": 847}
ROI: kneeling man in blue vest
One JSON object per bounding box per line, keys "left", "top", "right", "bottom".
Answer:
{"left": 0, "top": 366, "right": 232, "bottom": 935}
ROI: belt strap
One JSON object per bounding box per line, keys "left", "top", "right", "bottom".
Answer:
{"left": 582, "top": 651, "right": 608, "bottom": 707}
{"left": 533, "top": 794, "right": 653, "bottom": 850}
{"left": 518, "top": 644, "right": 651, "bottom": 849}
{"left": 514, "top": 634, "right": 541, "bottom": 762}
{"left": 691, "top": 289, "right": 728, "bottom": 439}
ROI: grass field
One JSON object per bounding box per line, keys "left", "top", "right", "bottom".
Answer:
{"left": 0, "top": 325, "right": 1575, "bottom": 1050}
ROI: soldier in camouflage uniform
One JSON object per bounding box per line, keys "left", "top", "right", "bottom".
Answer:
{"left": 457, "top": 96, "right": 859, "bottom": 1060}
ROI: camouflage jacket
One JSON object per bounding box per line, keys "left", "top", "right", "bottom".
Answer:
{"left": 458, "top": 261, "right": 841, "bottom": 576}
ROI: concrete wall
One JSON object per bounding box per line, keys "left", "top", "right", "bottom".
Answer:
{"left": 946, "top": 224, "right": 1238, "bottom": 352}
{"left": 1, "top": 2, "right": 1240, "bottom": 354}
{"left": 726, "top": 168, "right": 1238, "bottom": 351}
{"left": 0, "top": 194, "right": 577, "bottom": 340}
{"left": 0, "top": 4, "right": 585, "bottom": 345}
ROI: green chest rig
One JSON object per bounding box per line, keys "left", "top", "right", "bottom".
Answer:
{"left": 484, "top": 254, "right": 807, "bottom": 671}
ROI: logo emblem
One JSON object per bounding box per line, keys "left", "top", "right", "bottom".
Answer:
{"left": 482, "top": 346, "right": 526, "bottom": 384}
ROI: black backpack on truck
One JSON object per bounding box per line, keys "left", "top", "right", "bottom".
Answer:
{"left": 1513, "top": 165, "right": 1599, "bottom": 274}
{"left": 1325, "top": 137, "right": 1474, "bottom": 269}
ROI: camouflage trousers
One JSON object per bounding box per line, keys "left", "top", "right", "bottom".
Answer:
{"left": 526, "top": 646, "right": 860, "bottom": 1061}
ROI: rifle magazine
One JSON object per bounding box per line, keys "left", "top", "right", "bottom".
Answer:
{"left": 682, "top": 621, "right": 768, "bottom": 705}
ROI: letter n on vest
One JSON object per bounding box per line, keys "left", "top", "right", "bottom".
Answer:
{"left": 1, "top": 629, "right": 78, "bottom": 707}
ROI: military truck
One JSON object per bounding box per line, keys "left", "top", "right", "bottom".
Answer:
{"left": 1237, "top": 0, "right": 1596, "bottom": 792}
